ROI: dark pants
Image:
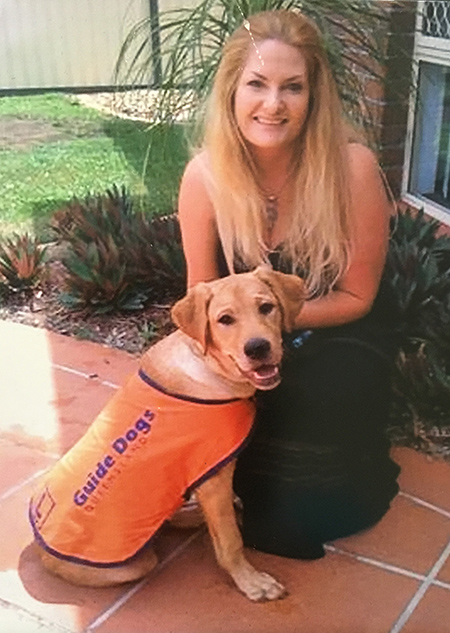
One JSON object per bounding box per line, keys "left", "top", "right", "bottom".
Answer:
{"left": 234, "top": 324, "right": 401, "bottom": 560}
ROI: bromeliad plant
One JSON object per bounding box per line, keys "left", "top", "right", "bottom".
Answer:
{"left": 116, "top": 0, "right": 388, "bottom": 135}
{"left": 51, "top": 185, "right": 185, "bottom": 313}
{"left": 0, "top": 233, "right": 48, "bottom": 290}
{"left": 385, "top": 208, "right": 450, "bottom": 433}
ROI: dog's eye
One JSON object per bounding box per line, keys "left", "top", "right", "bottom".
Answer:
{"left": 218, "top": 314, "right": 235, "bottom": 326}
{"left": 259, "top": 302, "right": 275, "bottom": 315}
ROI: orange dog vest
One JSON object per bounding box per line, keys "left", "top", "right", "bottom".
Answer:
{"left": 29, "top": 369, "right": 255, "bottom": 567}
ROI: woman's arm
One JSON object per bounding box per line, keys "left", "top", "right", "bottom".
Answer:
{"left": 178, "top": 154, "right": 221, "bottom": 288}
{"left": 294, "top": 144, "right": 391, "bottom": 329}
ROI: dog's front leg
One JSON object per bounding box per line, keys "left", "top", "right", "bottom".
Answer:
{"left": 195, "top": 461, "right": 286, "bottom": 601}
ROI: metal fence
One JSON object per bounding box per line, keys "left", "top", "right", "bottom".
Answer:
{"left": 0, "top": 0, "right": 197, "bottom": 93}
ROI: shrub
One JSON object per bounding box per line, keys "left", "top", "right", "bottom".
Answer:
{"left": 51, "top": 185, "right": 185, "bottom": 313}
{"left": 0, "top": 233, "right": 48, "bottom": 290}
{"left": 385, "top": 208, "right": 450, "bottom": 434}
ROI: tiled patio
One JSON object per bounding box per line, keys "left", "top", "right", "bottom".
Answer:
{"left": 1, "top": 319, "right": 450, "bottom": 633}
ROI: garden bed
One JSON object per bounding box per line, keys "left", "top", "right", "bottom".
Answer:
{"left": 1, "top": 92, "right": 450, "bottom": 462}
{"left": 0, "top": 251, "right": 174, "bottom": 355}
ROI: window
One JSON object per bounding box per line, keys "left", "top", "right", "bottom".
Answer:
{"left": 404, "top": 1, "right": 450, "bottom": 224}
{"left": 409, "top": 62, "right": 450, "bottom": 210}
{"left": 422, "top": 0, "right": 450, "bottom": 38}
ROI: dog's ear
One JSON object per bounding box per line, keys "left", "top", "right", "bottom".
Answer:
{"left": 253, "top": 266, "right": 305, "bottom": 332}
{"left": 171, "top": 283, "right": 213, "bottom": 353}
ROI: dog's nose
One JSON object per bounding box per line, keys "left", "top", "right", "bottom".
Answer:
{"left": 244, "top": 338, "right": 271, "bottom": 360}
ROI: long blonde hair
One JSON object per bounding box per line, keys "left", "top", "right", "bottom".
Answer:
{"left": 202, "top": 9, "right": 357, "bottom": 296}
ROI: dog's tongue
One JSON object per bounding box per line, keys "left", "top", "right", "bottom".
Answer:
{"left": 251, "top": 364, "right": 280, "bottom": 386}
{"left": 255, "top": 365, "right": 278, "bottom": 378}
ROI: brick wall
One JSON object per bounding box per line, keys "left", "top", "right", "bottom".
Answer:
{"left": 345, "top": 1, "right": 416, "bottom": 198}
{"left": 377, "top": 0, "right": 417, "bottom": 198}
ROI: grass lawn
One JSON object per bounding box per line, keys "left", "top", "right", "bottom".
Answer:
{"left": 0, "top": 93, "right": 189, "bottom": 237}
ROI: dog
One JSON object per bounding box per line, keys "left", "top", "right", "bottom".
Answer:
{"left": 29, "top": 267, "right": 304, "bottom": 601}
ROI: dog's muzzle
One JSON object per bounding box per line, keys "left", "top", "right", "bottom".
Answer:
{"left": 240, "top": 338, "right": 281, "bottom": 390}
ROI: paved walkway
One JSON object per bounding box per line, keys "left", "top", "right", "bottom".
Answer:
{"left": 1, "top": 319, "right": 450, "bottom": 633}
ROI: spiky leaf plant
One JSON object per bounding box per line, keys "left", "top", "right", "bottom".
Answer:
{"left": 52, "top": 186, "right": 185, "bottom": 313}
{"left": 385, "top": 208, "right": 450, "bottom": 432}
{"left": 116, "top": 0, "right": 389, "bottom": 136}
{"left": 0, "top": 233, "right": 47, "bottom": 290}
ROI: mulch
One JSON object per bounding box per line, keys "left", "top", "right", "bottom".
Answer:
{"left": 0, "top": 257, "right": 175, "bottom": 356}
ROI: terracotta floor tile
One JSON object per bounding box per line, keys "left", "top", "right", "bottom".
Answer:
{"left": 0, "top": 457, "right": 207, "bottom": 633}
{"left": 0, "top": 321, "right": 139, "bottom": 456}
{"left": 15, "top": 527, "right": 201, "bottom": 633}
{"left": 436, "top": 552, "right": 450, "bottom": 585}
{"left": 398, "top": 585, "right": 450, "bottom": 633}
{"left": 3, "top": 321, "right": 450, "bottom": 633}
{"left": 0, "top": 326, "right": 61, "bottom": 446}
{"left": 0, "top": 598, "right": 72, "bottom": 633}
{"left": 3, "top": 551, "right": 128, "bottom": 633}
{"left": 45, "top": 326, "right": 139, "bottom": 385}
{"left": 2, "top": 361, "right": 118, "bottom": 454}
{"left": 95, "top": 532, "right": 419, "bottom": 633}
{"left": 393, "top": 447, "right": 450, "bottom": 513}
{"left": 0, "top": 440, "right": 56, "bottom": 496}
{"left": 0, "top": 320, "right": 138, "bottom": 385}
{"left": 45, "top": 370, "right": 119, "bottom": 455}
{"left": 0, "top": 479, "right": 131, "bottom": 633}
{"left": 1, "top": 364, "right": 117, "bottom": 455}
{"left": 332, "top": 494, "right": 450, "bottom": 576}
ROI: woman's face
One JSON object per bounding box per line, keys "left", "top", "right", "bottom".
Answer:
{"left": 234, "top": 39, "right": 310, "bottom": 155}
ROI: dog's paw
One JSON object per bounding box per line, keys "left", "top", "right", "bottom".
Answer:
{"left": 237, "top": 570, "right": 287, "bottom": 602}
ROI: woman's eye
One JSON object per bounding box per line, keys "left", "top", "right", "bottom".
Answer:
{"left": 259, "top": 302, "right": 275, "bottom": 316}
{"left": 248, "top": 79, "right": 264, "bottom": 89}
{"left": 286, "top": 83, "right": 303, "bottom": 93}
{"left": 218, "top": 314, "right": 235, "bottom": 326}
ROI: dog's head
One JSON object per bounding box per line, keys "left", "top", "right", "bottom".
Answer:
{"left": 171, "top": 267, "right": 305, "bottom": 391}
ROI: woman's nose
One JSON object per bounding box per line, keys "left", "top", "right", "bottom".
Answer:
{"left": 264, "top": 88, "right": 282, "bottom": 110}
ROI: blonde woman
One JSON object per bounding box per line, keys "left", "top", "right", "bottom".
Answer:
{"left": 178, "top": 9, "right": 400, "bottom": 559}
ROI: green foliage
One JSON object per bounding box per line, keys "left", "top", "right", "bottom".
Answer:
{"left": 51, "top": 186, "right": 185, "bottom": 313}
{"left": 0, "top": 93, "right": 188, "bottom": 229}
{"left": 116, "top": 0, "right": 388, "bottom": 135}
{"left": 385, "top": 208, "right": 450, "bottom": 423}
{"left": 0, "top": 233, "right": 47, "bottom": 289}
{"left": 139, "top": 319, "right": 159, "bottom": 344}
{"left": 0, "top": 93, "right": 102, "bottom": 122}
{"left": 0, "top": 282, "right": 7, "bottom": 303}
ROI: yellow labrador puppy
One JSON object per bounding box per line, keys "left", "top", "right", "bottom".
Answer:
{"left": 29, "top": 267, "right": 304, "bottom": 601}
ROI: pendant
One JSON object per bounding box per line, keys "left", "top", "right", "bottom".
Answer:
{"left": 266, "top": 195, "right": 278, "bottom": 233}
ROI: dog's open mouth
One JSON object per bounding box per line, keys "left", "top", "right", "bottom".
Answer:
{"left": 246, "top": 364, "right": 280, "bottom": 389}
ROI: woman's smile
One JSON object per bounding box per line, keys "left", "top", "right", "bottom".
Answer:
{"left": 254, "top": 117, "right": 288, "bottom": 125}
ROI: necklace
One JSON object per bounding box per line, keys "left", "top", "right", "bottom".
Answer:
{"left": 258, "top": 167, "right": 295, "bottom": 236}
{"left": 265, "top": 195, "right": 279, "bottom": 235}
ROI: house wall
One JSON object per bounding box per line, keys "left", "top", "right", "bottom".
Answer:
{"left": 0, "top": 0, "right": 151, "bottom": 92}
{"left": 377, "top": 0, "right": 418, "bottom": 198}
{"left": 353, "top": 0, "right": 417, "bottom": 199}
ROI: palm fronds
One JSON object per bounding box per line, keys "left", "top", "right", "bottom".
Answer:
{"left": 115, "top": 0, "right": 389, "bottom": 135}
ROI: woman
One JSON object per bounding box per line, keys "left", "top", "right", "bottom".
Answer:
{"left": 178, "top": 9, "right": 400, "bottom": 559}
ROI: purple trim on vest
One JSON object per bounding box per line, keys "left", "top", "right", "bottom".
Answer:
{"left": 29, "top": 503, "right": 162, "bottom": 568}
{"left": 184, "top": 423, "right": 256, "bottom": 498}
{"left": 138, "top": 368, "right": 241, "bottom": 405}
